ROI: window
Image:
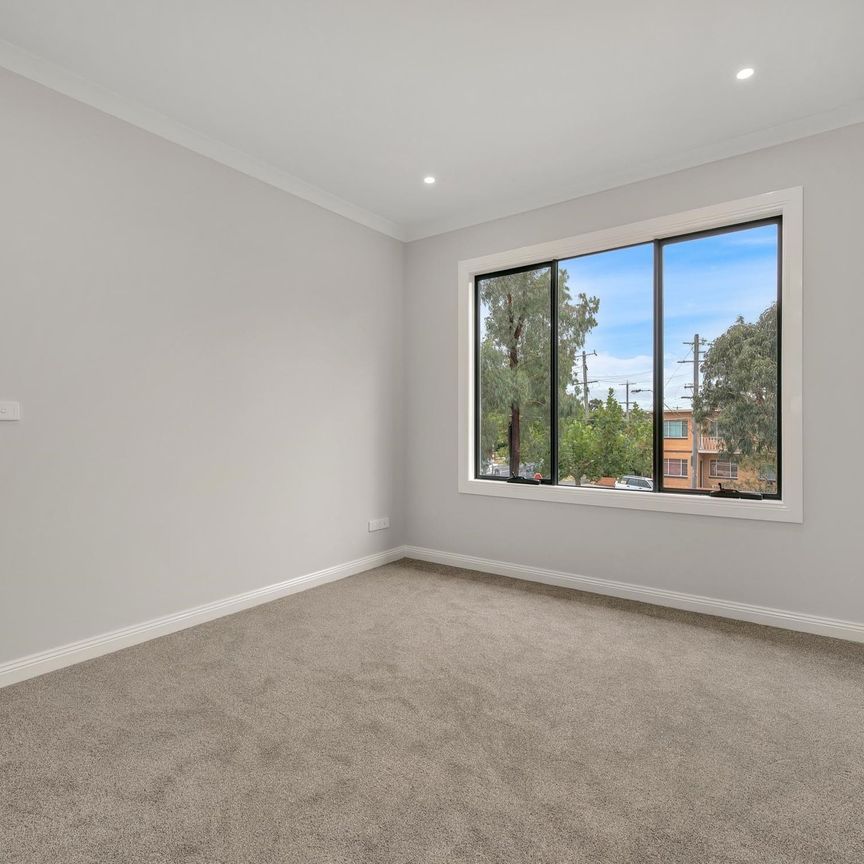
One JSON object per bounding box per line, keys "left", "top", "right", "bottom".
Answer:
{"left": 709, "top": 460, "right": 739, "bottom": 479}
{"left": 664, "top": 458, "right": 688, "bottom": 477}
{"left": 477, "top": 265, "right": 553, "bottom": 480}
{"left": 557, "top": 244, "right": 653, "bottom": 487}
{"left": 663, "top": 420, "right": 688, "bottom": 438}
{"left": 663, "top": 222, "right": 779, "bottom": 494}
{"left": 460, "top": 189, "right": 802, "bottom": 522}
{"left": 475, "top": 219, "right": 779, "bottom": 496}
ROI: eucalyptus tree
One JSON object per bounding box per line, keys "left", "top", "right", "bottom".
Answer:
{"left": 479, "top": 268, "right": 599, "bottom": 476}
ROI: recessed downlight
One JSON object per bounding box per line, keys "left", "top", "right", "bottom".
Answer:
{"left": 423, "top": 176, "right": 436, "bottom": 185}
{"left": 736, "top": 67, "right": 755, "bottom": 80}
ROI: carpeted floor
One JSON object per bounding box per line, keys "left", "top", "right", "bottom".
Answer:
{"left": 2, "top": 559, "right": 863, "bottom": 863}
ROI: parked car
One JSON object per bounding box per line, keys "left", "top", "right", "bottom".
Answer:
{"left": 614, "top": 475, "right": 654, "bottom": 491}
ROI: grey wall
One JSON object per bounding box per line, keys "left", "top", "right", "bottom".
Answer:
{"left": 404, "top": 122, "right": 864, "bottom": 624}
{"left": 0, "top": 70, "right": 404, "bottom": 663}
{"left": 3, "top": 66, "right": 862, "bottom": 668}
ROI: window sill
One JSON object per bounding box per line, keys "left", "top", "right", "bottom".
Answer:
{"left": 458, "top": 477, "right": 802, "bottom": 523}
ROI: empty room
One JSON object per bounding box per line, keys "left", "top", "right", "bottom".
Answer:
{"left": 1, "top": 2, "right": 863, "bottom": 862}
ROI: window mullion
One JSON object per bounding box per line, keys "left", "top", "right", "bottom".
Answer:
{"left": 652, "top": 240, "right": 663, "bottom": 493}
{"left": 550, "top": 260, "right": 559, "bottom": 485}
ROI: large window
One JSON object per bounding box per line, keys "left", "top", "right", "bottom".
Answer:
{"left": 475, "top": 218, "right": 781, "bottom": 500}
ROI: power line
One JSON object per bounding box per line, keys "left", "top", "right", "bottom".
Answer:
{"left": 665, "top": 346, "right": 692, "bottom": 390}
{"left": 662, "top": 345, "right": 696, "bottom": 409}
{"left": 591, "top": 369, "right": 654, "bottom": 382}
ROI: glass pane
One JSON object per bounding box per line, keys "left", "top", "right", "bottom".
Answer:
{"left": 557, "top": 244, "right": 654, "bottom": 489}
{"left": 662, "top": 222, "right": 779, "bottom": 493}
{"left": 477, "top": 266, "right": 552, "bottom": 479}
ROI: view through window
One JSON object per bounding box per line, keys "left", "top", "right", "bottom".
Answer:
{"left": 477, "top": 265, "right": 552, "bottom": 480}
{"left": 557, "top": 244, "right": 653, "bottom": 487}
{"left": 662, "top": 222, "right": 779, "bottom": 494}
{"left": 476, "top": 219, "right": 780, "bottom": 498}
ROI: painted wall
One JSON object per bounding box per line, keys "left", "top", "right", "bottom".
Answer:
{"left": 2, "top": 64, "right": 862, "bottom": 667}
{"left": 0, "top": 70, "right": 404, "bottom": 664}
{"left": 403, "top": 122, "right": 864, "bottom": 624}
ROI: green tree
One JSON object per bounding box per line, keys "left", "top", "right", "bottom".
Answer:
{"left": 558, "top": 392, "right": 653, "bottom": 484}
{"left": 591, "top": 390, "right": 630, "bottom": 478}
{"left": 590, "top": 390, "right": 653, "bottom": 480}
{"left": 625, "top": 404, "right": 653, "bottom": 478}
{"left": 479, "top": 268, "right": 598, "bottom": 476}
{"left": 693, "top": 302, "right": 778, "bottom": 460}
{"left": 559, "top": 415, "right": 597, "bottom": 484}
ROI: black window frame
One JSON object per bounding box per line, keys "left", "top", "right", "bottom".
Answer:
{"left": 473, "top": 217, "right": 782, "bottom": 500}
{"left": 474, "top": 261, "right": 557, "bottom": 485}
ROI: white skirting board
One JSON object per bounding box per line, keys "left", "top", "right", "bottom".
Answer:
{"left": 3, "top": 544, "right": 861, "bottom": 689}
{"left": 0, "top": 547, "right": 404, "bottom": 689}
{"left": 404, "top": 546, "right": 864, "bottom": 644}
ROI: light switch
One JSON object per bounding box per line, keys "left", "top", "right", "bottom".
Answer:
{"left": 0, "top": 401, "right": 21, "bottom": 421}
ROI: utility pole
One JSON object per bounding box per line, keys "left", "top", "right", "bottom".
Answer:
{"left": 678, "top": 334, "right": 711, "bottom": 489}
{"left": 623, "top": 380, "right": 645, "bottom": 419}
{"left": 580, "top": 350, "right": 597, "bottom": 415}
{"left": 628, "top": 385, "right": 652, "bottom": 418}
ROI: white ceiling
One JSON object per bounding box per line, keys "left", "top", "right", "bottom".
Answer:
{"left": 1, "top": 1, "right": 863, "bottom": 240}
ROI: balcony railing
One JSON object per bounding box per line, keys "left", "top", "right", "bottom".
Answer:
{"left": 699, "top": 435, "right": 721, "bottom": 453}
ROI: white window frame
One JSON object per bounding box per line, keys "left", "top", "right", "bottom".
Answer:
{"left": 663, "top": 420, "right": 689, "bottom": 439}
{"left": 457, "top": 188, "right": 803, "bottom": 523}
{"left": 709, "top": 460, "right": 740, "bottom": 480}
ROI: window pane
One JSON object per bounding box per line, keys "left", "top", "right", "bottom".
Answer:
{"left": 557, "top": 244, "right": 654, "bottom": 489}
{"left": 477, "top": 266, "right": 552, "bottom": 479}
{"left": 662, "top": 222, "right": 779, "bottom": 493}
{"left": 663, "top": 420, "right": 688, "bottom": 438}
{"left": 664, "top": 458, "right": 688, "bottom": 477}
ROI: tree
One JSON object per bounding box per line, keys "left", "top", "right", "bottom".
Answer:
{"left": 558, "top": 391, "right": 653, "bottom": 484}
{"left": 479, "top": 268, "right": 598, "bottom": 476}
{"left": 559, "top": 414, "right": 596, "bottom": 484}
{"left": 624, "top": 404, "right": 653, "bottom": 478}
{"left": 693, "top": 302, "right": 778, "bottom": 460}
{"left": 591, "top": 390, "right": 630, "bottom": 478}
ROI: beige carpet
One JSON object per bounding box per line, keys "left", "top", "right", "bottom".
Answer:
{"left": 1, "top": 559, "right": 863, "bottom": 863}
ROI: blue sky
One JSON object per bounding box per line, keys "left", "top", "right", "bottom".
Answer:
{"left": 560, "top": 222, "right": 778, "bottom": 409}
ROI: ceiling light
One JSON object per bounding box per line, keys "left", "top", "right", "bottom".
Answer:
{"left": 736, "top": 67, "right": 755, "bottom": 80}
{"left": 423, "top": 176, "right": 436, "bottom": 185}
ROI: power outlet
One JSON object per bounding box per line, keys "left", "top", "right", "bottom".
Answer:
{"left": 0, "top": 401, "right": 21, "bottom": 421}
{"left": 368, "top": 517, "right": 390, "bottom": 532}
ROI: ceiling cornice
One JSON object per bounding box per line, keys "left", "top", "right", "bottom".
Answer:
{"left": 3, "top": 38, "right": 864, "bottom": 246}
{"left": 402, "top": 98, "right": 864, "bottom": 241}
{"left": 0, "top": 39, "right": 406, "bottom": 241}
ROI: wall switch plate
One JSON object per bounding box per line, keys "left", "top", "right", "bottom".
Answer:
{"left": 0, "top": 401, "right": 21, "bottom": 421}
{"left": 368, "top": 517, "right": 390, "bottom": 532}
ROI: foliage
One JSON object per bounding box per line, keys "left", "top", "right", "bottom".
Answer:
{"left": 479, "top": 279, "right": 779, "bottom": 489}
{"left": 479, "top": 267, "right": 652, "bottom": 483}
{"left": 693, "top": 302, "right": 778, "bottom": 460}
{"left": 558, "top": 391, "right": 653, "bottom": 484}
{"left": 479, "top": 267, "right": 598, "bottom": 476}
